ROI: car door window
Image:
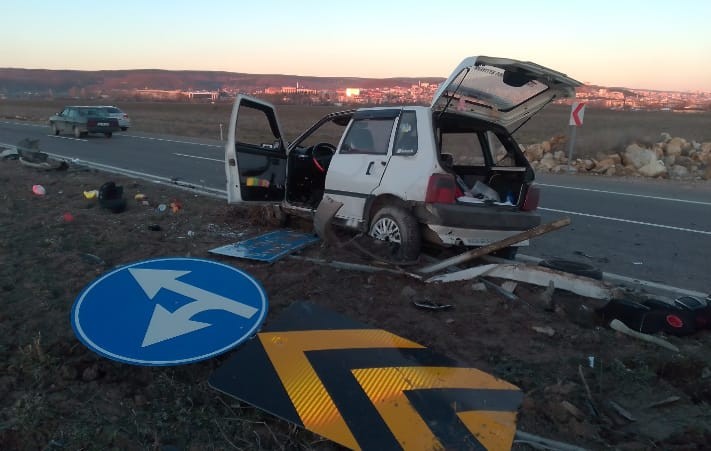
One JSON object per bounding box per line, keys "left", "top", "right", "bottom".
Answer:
{"left": 340, "top": 117, "right": 396, "bottom": 155}
{"left": 235, "top": 105, "right": 282, "bottom": 151}
{"left": 440, "top": 132, "right": 488, "bottom": 166}
{"left": 392, "top": 111, "right": 418, "bottom": 155}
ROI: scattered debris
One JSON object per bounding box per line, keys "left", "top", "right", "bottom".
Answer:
{"left": 481, "top": 278, "right": 519, "bottom": 302}
{"left": 578, "top": 364, "right": 599, "bottom": 417}
{"left": 532, "top": 326, "right": 555, "bottom": 337}
{"left": 412, "top": 300, "right": 453, "bottom": 311}
{"left": 471, "top": 282, "right": 487, "bottom": 292}
{"left": 187, "top": 230, "right": 195, "bottom": 238}
{"left": 157, "top": 203, "right": 167, "bottom": 212}
{"left": 560, "top": 400, "right": 585, "bottom": 420}
{"left": 62, "top": 212, "right": 74, "bottom": 223}
{"left": 539, "top": 280, "right": 556, "bottom": 311}
{"left": 313, "top": 196, "right": 343, "bottom": 244}
{"left": 644, "top": 396, "right": 681, "bottom": 409}
{"left": 147, "top": 224, "right": 162, "bottom": 232}
{"left": 170, "top": 200, "right": 182, "bottom": 213}
{"left": 514, "top": 430, "right": 588, "bottom": 451}
{"left": 32, "top": 184, "right": 46, "bottom": 196}
{"left": 288, "top": 256, "right": 422, "bottom": 278}
{"left": 609, "top": 319, "right": 680, "bottom": 352}
{"left": 539, "top": 258, "right": 603, "bottom": 281}
{"left": 80, "top": 253, "right": 106, "bottom": 266}
{"left": 98, "top": 181, "right": 127, "bottom": 214}
{"left": 608, "top": 400, "right": 636, "bottom": 422}
{"left": 418, "top": 218, "right": 571, "bottom": 274}
{"left": 501, "top": 281, "right": 518, "bottom": 293}
{"left": 0, "top": 146, "right": 19, "bottom": 160}
{"left": 134, "top": 193, "right": 146, "bottom": 201}
{"left": 83, "top": 190, "right": 98, "bottom": 199}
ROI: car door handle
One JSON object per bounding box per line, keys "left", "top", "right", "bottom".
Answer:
{"left": 365, "top": 161, "right": 375, "bottom": 175}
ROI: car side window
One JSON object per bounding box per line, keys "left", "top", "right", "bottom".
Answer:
{"left": 440, "top": 132, "right": 487, "bottom": 166}
{"left": 340, "top": 118, "right": 396, "bottom": 155}
{"left": 392, "top": 111, "right": 418, "bottom": 155}
{"left": 488, "top": 131, "right": 514, "bottom": 166}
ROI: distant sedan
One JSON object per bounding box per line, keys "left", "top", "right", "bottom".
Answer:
{"left": 49, "top": 106, "right": 120, "bottom": 138}
{"left": 98, "top": 105, "right": 131, "bottom": 131}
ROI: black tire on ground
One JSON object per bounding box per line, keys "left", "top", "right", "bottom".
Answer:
{"left": 120, "top": 127, "right": 128, "bottom": 131}
{"left": 51, "top": 123, "right": 59, "bottom": 135}
{"left": 104, "top": 132, "right": 112, "bottom": 138}
{"left": 369, "top": 205, "right": 421, "bottom": 262}
{"left": 539, "top": 258, "right": 603, "bottom": 280}
{"left": 73, "top": 126, "right": 81, "bottom": 138}
{"left": 80, "top": 131, "right": 88, "bottom": 137}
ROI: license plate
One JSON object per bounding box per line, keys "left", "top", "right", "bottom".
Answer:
{"left": 97, "top": 122, "right": 109, "bottom": 126}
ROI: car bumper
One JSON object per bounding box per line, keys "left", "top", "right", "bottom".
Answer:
{"left": 413, "top": 203, "right": 541, "bottom": 231}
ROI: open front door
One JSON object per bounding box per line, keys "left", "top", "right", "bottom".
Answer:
{"left": 225, "top": 95, "right": 287, "bottom": 204}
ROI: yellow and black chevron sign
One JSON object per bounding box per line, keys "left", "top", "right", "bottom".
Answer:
{"left": 209, "top": 302, "right": 522, "bottom": 450}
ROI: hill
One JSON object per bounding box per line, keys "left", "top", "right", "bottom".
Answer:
{"left": 0, "top": 68, "right": 445, "bottom": 97}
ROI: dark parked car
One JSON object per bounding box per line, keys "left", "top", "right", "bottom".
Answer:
{"left": 49, "top": 106, "right": 121, "bottom": 138}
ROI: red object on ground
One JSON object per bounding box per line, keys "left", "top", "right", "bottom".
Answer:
{"left": 62, "top": 212, "right": 75, "bottom": 222}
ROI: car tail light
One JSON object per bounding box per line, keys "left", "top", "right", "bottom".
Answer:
{"left": 425, "top": 174, "right": 457, "bottom": 204}
{"left": 87, "top": 119, "right": 96, "bottom": 127}
{"left": 521, "top": 184, "right": 540, "bottom": 211}
{"left": 123, "top": 114, "right": 128, "bottom": 118}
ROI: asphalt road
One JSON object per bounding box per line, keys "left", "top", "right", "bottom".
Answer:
{"left": 2, "top": 120, "right": 710, "bottom": 293}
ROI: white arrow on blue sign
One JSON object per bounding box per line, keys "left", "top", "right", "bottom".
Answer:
{"left": 71, "top": 258, "right": 268, "bottom": 366}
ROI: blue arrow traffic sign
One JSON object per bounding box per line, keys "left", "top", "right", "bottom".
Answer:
{"left": 71, "top": 258, "right": 268, "bottom": 366}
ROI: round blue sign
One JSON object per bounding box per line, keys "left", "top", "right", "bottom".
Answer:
{"left": 71, "top": 258, "right": 268, "bottom": 366}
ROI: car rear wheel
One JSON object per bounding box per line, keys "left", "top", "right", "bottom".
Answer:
{"left": 51, "top": 123, "right": 59, "bottom": 135}
{"left": 73, "top": 126, "right": 81, "bottom": 139}
{"left": 104, "top": 132, "right": 112, "bottom": 138}
{"left": 120, "top": 127, "right": 128, "bottom": 131}
{"left": 369, "top": 205, "right": 421, "bottom": 262}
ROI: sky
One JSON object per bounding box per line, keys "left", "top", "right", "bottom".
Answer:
{"left": 2, "top": 0, "right": 710, "bottom": 92}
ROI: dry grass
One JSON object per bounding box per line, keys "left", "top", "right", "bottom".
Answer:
{"left": 2, "top": 99, "right": 710, "bottom": 159}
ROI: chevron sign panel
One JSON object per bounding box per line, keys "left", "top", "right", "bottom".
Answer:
{"left": 209, "top": 302, "right": 522, "bottom": 450}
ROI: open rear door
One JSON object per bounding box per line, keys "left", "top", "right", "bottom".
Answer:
{"left": 225, "top": 95, "right": 287, "bottom": 204}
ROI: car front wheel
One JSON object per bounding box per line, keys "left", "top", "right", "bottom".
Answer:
{"left": 369, "top": 205, "right": 421, "bottom": 262}
{"left": 51, "top": 123, "right": 59, "bottom": 135}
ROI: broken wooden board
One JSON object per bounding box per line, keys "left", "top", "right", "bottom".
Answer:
{"left": 418, "top": 217, "right": 571, "bottom": 275}
{"left": 427, "top": 263, "right": 613, "bottom": 301}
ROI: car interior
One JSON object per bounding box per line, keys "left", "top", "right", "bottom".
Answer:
{"left": 434, "top": 112, "right": 533, "bottom": 206}
{"left": 285, "top": 112, "right": 352, "bottom": 207}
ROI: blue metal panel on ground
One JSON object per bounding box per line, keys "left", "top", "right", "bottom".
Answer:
{"left": 209, "top": 229, "right": 320, "bottom": 262}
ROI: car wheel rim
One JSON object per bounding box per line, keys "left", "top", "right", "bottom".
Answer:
{"left": 370, "top": 218, "right": 401, "bottom": 243}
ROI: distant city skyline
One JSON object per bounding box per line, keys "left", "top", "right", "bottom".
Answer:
{"left": 2, "top": 0, "right": 710, "bottom": 92}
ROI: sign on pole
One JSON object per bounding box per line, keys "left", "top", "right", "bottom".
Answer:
{"left": 567, "top": 102, "right": 586, "bottom": 171}
{"left": 569, "top": 102, "right": 586, "bottom": 127}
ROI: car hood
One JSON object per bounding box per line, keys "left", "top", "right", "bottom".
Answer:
{"left": 431, "top": 56, "right": 581, "bottom": 130}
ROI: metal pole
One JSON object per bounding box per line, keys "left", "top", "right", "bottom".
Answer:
{"left": 566, "top": 124, "right": 577, "bottom": 172}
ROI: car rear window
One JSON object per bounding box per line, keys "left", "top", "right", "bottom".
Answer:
{"left": 103, "top": 107, "right": 121, "bottom": 113}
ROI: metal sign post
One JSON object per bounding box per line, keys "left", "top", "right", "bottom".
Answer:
{"left": 567, "top": 102, "right": 586, "bottom": 172}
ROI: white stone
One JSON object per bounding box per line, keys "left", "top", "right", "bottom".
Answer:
{"left": 623, "top": 144, "right": 657, "bottom": 169}
{"left": 638, "top": 160, "right": 667, "bottom": 177}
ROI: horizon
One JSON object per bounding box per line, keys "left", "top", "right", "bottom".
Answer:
{"left": 0, "top": 66, "right": 707, "bottom": 94}
{"left": 2, "top": 0, "right": 710, "bottom": 92}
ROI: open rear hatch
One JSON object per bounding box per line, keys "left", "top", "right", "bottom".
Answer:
{"left": 431, "top": 56, "right": 581, "bottom": 130}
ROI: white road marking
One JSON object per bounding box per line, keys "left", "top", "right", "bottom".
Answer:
{"left": 48, "top": 135, "right": 88, "bottom": 142}
{"left": 539, "top": 207, "right": 711, "bottom": 235}
{"left": 174, "top": 152, "right": 223, "bottom": 163}
{"left": 121, "top": 134, "right": 222, "bottom": 149}
{"left": 0, "top": 120, "right": 46, "bottom": 128}
{"left": 538, "top": 183, "right": 711, "bottom": 206}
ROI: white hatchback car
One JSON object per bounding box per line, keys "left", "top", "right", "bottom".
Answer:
{"left": 225, "top": 56, "right": 580, "bottom": 261}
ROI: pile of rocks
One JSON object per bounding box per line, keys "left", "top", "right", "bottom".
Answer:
{"left": 522, "top": 133, "right": 711, "bottom": 180}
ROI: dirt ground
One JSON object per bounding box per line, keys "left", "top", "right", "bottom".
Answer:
{"left": 1, "top": 158, "right": 710, "bottom": 450}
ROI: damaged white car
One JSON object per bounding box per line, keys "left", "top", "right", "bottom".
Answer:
{"left": 225, "top": 56, "right": 581, "bottom": 261}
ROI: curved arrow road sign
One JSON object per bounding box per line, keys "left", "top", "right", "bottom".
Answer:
{"left": 71, "top": 258, "right": 268, "bottom": 366}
